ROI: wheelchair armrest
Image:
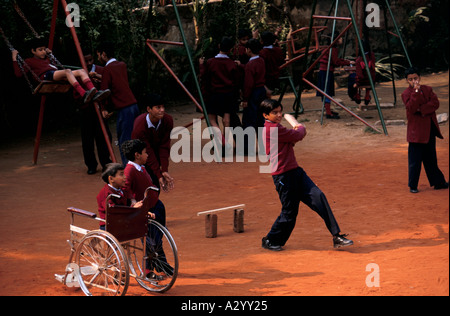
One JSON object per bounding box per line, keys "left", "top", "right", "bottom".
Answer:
{"left": 67, "top": 207, "right": 97, "bottom": 218}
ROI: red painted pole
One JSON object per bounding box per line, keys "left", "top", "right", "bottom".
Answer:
{"left": 146, "top": 39, "right": 204, "bottom": 113}
{"left": 60, "top": 0, "right": 116, "bottom": 162}
{"left": 33, "top": 0, "right": 59, "bottom": 164}
{"left": 302, "top": 78, "right": 382, "bottom": 133}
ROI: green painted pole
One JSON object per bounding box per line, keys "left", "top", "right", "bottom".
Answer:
{"left": 384, "top": 0, "right": 412, "bottom": 67}
{"left": 172, "top": 0, "right": 212, "bottom": 130}
{"left": 346, "top": 0, "right": 388, "bottom": 135}
{"left": 295, "top": 0, "right": 317, "bottom": 119}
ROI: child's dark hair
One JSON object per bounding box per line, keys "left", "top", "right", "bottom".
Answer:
{"left": 143, "top": 93, "right": 164, "bottom": 108}
{"left": 261, "top": 31, "right": 276, "bottom": 46}
{"left": 97, "top": 41, "right": 115, "bottom": 58}
{"left": 405, "top": 66, "right": 421, "bottom": 78}
{"left": 28, "top": 38, "right": 47, "bottom": 51}
{"left": 219, "top": 36, "right": 234, "bottom": 53}
{"left": 260, "top": 99, "right": 283, "bottom": 115}
{"left": 238, "top": 29, "right": 252, "bottom": 40}
{"left": 121, "top": 139, "right": 147, "bottom": 162}
{"left": 246, "top": 38, "right": 262, "bottom": 54}
{"left": 101, "top": 163, "right": 124, "bottom": 184}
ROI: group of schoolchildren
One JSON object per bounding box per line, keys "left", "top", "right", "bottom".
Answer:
{"left": 12, "top": 38, "right": 174, "bottom": 279}
{"left": 11, "top": 25, "right": 448, "bottom": 261}
{"left": 199, "top": 29, "right": 285, "bottom": 152}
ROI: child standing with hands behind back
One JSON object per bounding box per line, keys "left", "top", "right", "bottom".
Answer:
{"left": 260, "top": 99, "right": 353, "bottom": 251}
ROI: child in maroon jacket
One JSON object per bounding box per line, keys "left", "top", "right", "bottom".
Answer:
{"left": 96, "top": 163, "right": 145, "bottom": 229}
{"left": 259, "top": 31, "right": 285, "bottom": 97}
{"left": 131, "top": 94, "right": 174, "bottom": 192}
{"left": 199, "top": 37, "right": 240, "bottom": 146}
{"left": 239, "top": 38, "right": 266, "bottom": 155}
{"left": 401, "top": 67, "right": 448, "bottom": 193}
{"left": 352, "top": 42, "right": 376, "bottom": 105}
{"left": 121, "top": 139, "right": 173, "bottom": 277}
{"left": 12, "top": 38, "right": 109, "bottom": 103}
{"left": 317, "top": 33, "right": 354, "bottom": 119}
{"left": 260, "top": 99, "right": 353, "bottom": 251}
{"left": 97, "top": 42, "right": 140, "bottom": 165}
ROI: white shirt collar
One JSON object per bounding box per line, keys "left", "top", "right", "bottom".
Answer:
{"left": 146, "top": 114, "right": 161, "bottom": 130}
{"left": 263, "top": 45, "right": 274, "bottom": 49}
{"left": 215, "top": 53, "right": 229, "bottom": 59}
{"left": 127, "top": 161, "right": 144, "bottom": 172}
{"left": 108, "top": 184, "right": 123, "bottom": 194}
{"left": 249, "top": 56, "right": 260, "bottom": 61}
{"left": 105, "top": 58, "right": 117, "bottom": 66}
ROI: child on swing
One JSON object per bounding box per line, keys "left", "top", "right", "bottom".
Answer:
{"left": 12, "top": 38, "right": 110, "bottom": 103}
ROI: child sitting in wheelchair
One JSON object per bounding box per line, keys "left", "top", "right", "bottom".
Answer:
{"left": 96, "top": 163, "right": 154, "bottom": 230}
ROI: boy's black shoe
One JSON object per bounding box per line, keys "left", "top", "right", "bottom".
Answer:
{"left": 333, "top": 234, "right": 353, "bottom": 248}
{"left": 326, "top": 114, "right": 340, "bottom": 120}
{"left": 434, "top": 182, "right": 449, "bottom": 190}
{"left": 92, "top": 89, "right": 111, "bottom": 103}
{"left": 410, "top": 188, "right": 419, "bottom": 193}
{"left": 364, "top": 97, "right": 371, "bottom": 105}
{"left": 83, "top": 88, "right": 97, "bottom": 104}
{"left": 262, "top": 237, "right": 282, "bottom": 251}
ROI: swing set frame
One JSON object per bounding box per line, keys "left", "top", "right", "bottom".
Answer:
{"left": 1, "top": 0, "right": 116, "bottom": 165}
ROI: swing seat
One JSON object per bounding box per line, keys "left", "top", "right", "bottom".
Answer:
{"left": 33, "top": 80, "right": 72, "bottom": 95}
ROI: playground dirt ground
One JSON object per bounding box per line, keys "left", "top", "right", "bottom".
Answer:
{"left": 0, "top": 72, "right": 448, "bottom": 297}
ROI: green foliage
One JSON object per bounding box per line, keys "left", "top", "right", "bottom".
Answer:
{"left": 400, "top": 0, "right": 449, "bottom": 69}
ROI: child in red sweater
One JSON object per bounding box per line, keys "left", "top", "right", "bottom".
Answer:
{"left": 352, "top": 41, "right": 376, "bottom": 105}
{"left": 199, "top": 37, "right": 240, "bottom": 147}
{"left": 260, "top": 99, "right": 353, "bottom": 251}
{"left": 259, "top": 31, "right": 285, "bottom": 98}
{"left": 12, "top": 38, "right": 109, "bottom": 103}
{"left": 121, "top": 139, "right": 173, "bottom": 277}
{"left": 317, "top": 33, "right": 354, "bottom": 119}
{"left": 96, "top": 163, "right": 146, "bottom": 230}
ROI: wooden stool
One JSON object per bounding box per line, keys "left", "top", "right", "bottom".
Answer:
{"left": 197, "top": 204, "right": 245, "bottom": 238}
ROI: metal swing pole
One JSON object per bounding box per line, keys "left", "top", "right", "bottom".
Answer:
{"left": 294, "top": 0, "right": 317, "bottom": 119}
{"left": 346, "top": 0, "right": 388, "bottom": 135}
{"left": 382, "top": 2, "right": 397, "bottom": 107}
{"left": 320, "top": 0, "right": 339, "bottom": 125}
{"left": 384, "top": 0, "right": 412, "bottom": 68}
{"left": 59, "top": 0, "right": 117, "bottom": 163}
{"left": 171, "top": 0, "right": 211, "bottom": 130}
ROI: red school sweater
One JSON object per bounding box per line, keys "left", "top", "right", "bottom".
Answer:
{"left": 123, "top": 163, "right": 159, "bottom": 205}
{"left": 319, "top": 47, "right": 350, "bottom": 72}
{"left": 13, "top": 57, "right": 57, "bottom": 80}
{"left": 259, "top": 46, "right": 285, "bottom": 83}
{"left": 100, "top": 60, "right": 137, "bottom": 110}
{"left": 96, "top": 184, "right": 128, "bottom": 226}
{"left": 402, "top": 85, "right": 443, "bottom": 144}
{"left": 131, "top": 113, "right": 174, "bottom": 180}
{"left": 243, "top": 56, "right": 266, "bottom": 101}
{"left": 264, "top": 120, "right": 307, "bottom": 176}
{"left": 200, "top": 56, "right": 240, "bottom": 94}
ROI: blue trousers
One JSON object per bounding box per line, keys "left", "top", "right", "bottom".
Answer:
{"left": 117, "top": 103, "right": 140, "bottom": 165}
{"left": 266, "top": 167, "right": 341, "bottom": 246}
{"left": 408, "top": 124, "right": 446, "bottom": 189}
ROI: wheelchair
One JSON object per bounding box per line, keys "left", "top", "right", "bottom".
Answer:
{"left": 55, "top": 187, "right": 178, "bottom": 296}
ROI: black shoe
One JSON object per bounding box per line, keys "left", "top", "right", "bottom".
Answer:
{"left": 364, "top": 97, "right": 371, "bottom": 105}
{"left": 326, "top": 114, "right": 340, "bottom": 119}
{"left": 92, "top": 89, "right": 111, "bottom": 103}
{"left": 262, "top": 237, "right": 282, "bottom": 251}
{"left": 333, "top": 234, "right": 353, "bottom": 248}
{"left": 83, "top": 88, "right": 97, "bottom": 104}
{"left": 87, "top": 168, "right": 97, "bottom": 175}
{"left": 410, "top": 188, "right": 419, "bottom": 193}
{"left": 434, "top": 182, "right": 449, "bottom": 190}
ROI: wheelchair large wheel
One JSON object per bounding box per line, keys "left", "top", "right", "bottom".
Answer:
{"left": 75, "top": 230, "right": 129, "bottom": 296}
{"left": 126, "top": 220, "right": 178, "bottom": 293}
